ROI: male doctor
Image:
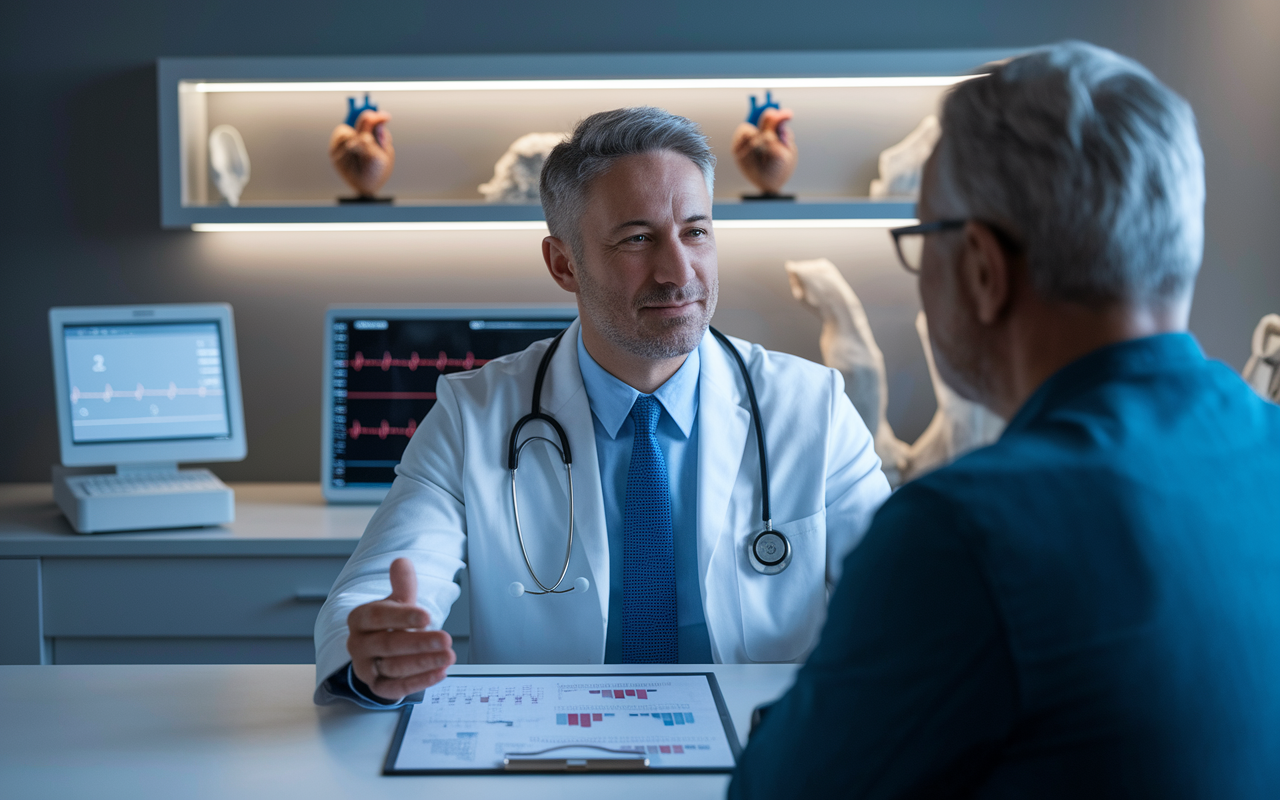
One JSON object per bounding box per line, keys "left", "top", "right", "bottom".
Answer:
{"left": 314, "top": 106, "right": 891, "bottom": 707}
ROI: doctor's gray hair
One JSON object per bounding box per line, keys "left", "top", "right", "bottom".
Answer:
{"left": 540, "top": 107, "right": 716, "bottom": 258}
{"left": 936, "top": 41, "right": 1205, "bottom": 306}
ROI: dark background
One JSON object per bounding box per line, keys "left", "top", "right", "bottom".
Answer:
{"left": 2, "top": 0, "right": 1276, "bottom": 482}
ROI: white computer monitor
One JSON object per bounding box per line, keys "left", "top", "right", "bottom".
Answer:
{"left": 49, "top": 303, "right": 247, "bottom": 468}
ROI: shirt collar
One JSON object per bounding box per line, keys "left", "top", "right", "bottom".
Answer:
{"left": 1004, "top": 332, "right": 1205, "bottom": 435}
{"left": 576, "top": 328, "right": 700, "bottom": 440}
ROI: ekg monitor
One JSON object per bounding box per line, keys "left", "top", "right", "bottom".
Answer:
{"left": 49, "top": 304, "right": 247, "bottom": 467}
{"left": 323, "top": 306, "right": 577, "bottom": 504}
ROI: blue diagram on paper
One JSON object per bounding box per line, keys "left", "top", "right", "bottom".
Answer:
{"left": 746, "top": 91, "right": 780, "bottom": 126}
{"left": 344, "top": 94, "right": 379, "bottom": 127}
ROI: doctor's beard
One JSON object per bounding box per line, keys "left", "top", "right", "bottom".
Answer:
{"left": 577, "top": 268, "right": 719, "bottom": 360}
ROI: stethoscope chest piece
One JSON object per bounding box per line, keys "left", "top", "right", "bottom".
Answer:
{"left": 748, "top": 527, "right": 791, "bottom": 575}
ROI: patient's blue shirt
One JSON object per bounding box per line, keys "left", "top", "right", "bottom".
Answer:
{"left": 730, "top": 333, "right": 1280, "bottom": 797}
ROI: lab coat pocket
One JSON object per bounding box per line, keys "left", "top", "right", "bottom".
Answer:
{"left": 735, "top": 508, "right": 827, "bottom": 663}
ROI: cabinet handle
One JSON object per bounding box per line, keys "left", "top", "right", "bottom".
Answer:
{"left": 294, "top": 591, "right": 329, "bottom": 602}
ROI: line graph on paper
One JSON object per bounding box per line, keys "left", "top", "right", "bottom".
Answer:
{"left": 62, "top": 322, "right": 232, "bottom": 444}
{"left": 329, "top": 315, "right": 573, "bottom": 489}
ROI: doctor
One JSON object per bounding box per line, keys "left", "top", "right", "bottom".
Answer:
{"left": 314, "top": 106, "right": 891, "bottom": 707}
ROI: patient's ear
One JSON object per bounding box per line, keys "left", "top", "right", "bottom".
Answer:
{"left": 542, "top": 236, "right": 579, "bottom": 293}
{"left": 959, "top": 221, "right": 1013, "bottom": 325}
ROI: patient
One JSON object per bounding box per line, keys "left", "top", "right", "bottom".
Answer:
{"left": 729, "top": 41, "right": 1280, "bottom": 798}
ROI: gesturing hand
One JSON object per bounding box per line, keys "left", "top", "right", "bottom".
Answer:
{"left": 329, "top": 109, "right": 396, "bottom": 198}
{"left": 731, "top": 108, "right": 798, "bottom": 196}
{"left": 347, "top": 557, "right": 456, "bottom": 702}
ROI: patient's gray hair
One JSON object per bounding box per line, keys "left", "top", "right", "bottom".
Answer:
{"left": 540, "top": 107, "right": 716, "bottom": 258}
{"left": 937, "top": 41, "right": 1204, "bottom": 305}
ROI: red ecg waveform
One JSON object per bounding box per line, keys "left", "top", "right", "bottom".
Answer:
{"left": 348, "top": 418, "right": 418, "bottom": 440}
{"left": 71, "top": 383, "right": 223, "bottom": 403}
{"left": 346, "top": 351, "right": 489, "bottom": 372}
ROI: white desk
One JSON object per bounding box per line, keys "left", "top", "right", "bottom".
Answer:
{"left": 0, "top": 663, "right": 795, "bottom": 799}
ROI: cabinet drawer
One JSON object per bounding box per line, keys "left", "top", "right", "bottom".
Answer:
{"left": 42, "top": 558, "right": 348, "bottom": 638}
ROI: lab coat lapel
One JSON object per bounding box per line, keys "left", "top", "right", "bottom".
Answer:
{"left": 541, "top": 320, "right": 610, "bottom": 625}
{"left": 696, "top": 333, "right": 751, "bottom": 597}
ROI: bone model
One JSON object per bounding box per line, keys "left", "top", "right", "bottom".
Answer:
{"left": 870, "top": 116, "right": 940, "bottom": 200}
{"left": 785, "top": 258, "right": 1005, "bottom": 487}
{"left": 208, "top": 124, "right": 250, "bottom": 207}
{"left": 478, "top": 133, "right": 567, "bottom": 204}
{"left": 1243, "top": 314, "right": 1280, "bottom": 403}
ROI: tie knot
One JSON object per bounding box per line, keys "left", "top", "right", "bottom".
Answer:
{"left": 630, "top": 394, "right": 661, "bottom": 435}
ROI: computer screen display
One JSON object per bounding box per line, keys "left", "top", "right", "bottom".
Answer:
{"left": 328, "top": 312, "right": 575, "bottom": 493}
{"left": 62, "top": 322, "right": 232, "bottom": 444}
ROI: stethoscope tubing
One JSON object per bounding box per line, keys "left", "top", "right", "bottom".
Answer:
{"left": 510, "top": 436, "right": 576, "bottom": 594}
{"left": 507, "top": 325, "right": 782, "bottom": 595}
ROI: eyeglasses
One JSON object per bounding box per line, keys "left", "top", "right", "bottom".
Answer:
{"left": 889, "top": 219, "right": 966, "bottom": 274}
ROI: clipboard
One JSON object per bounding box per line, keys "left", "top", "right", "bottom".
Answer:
{"left": 382, "top": 672, "right": 743, "bottom": 775}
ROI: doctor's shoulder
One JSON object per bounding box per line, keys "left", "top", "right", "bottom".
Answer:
{"left": 430, "top": 338, "right": 548, "bottom": 415}
{"left": 728, "top": 339, "right": 846, "bottom": 408}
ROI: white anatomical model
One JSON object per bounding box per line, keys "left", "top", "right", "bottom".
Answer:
{"left": 786, "top": 258, "right": 1005, "bottom": 487}
{"left": 208, "top": 124, "right": 251, "bottom": 207}
{"left": 869, "top": 116, "right": 941, "bottom": 200}
{"left": 1243, "top": 314, "right": 1280, "bottom": 403}
{"left": 478, "top": 133, "right": 567, "bottom": 204}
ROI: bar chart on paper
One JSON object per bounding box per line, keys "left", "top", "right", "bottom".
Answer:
{"left": 387, "top": 674, "right": 738, "bottom": 772}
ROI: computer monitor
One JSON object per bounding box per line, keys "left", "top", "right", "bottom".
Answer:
{"left": 323, "top": 306, "right": 578, "bottom": 503}
{"left": 49, "top": 304, "right": 247, "bottom": 468}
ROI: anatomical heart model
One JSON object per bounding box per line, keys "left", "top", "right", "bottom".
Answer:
{"left": 785, "top": 258, "right": 1005, "bottom": 487}
{"left": 329, "top": 94, "right": 395, "bottom": 201}
{"left": 732, "top": 91, "right": 798, "bottom": 199}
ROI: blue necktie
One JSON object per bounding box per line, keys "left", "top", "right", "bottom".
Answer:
{"left": 622, "top": 394, "right": 678, "bottom": 663}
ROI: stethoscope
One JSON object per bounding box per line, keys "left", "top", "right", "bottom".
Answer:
{"left": 506, "top": 326, "right": 791, "bottom": 598}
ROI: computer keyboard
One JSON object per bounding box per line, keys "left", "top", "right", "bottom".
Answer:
{"left": 74, "top": 472, "right": 226, "bottom": 497}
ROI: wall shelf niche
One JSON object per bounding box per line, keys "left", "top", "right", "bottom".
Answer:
{"left": 158, "top": 49, "right": 1016, "bottom": 230}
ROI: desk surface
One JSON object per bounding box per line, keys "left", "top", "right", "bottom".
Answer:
{"left": 0, "top": 663, "right": 793, "bottom": 799}
{"left": 0, "top": 483, "right": 375, "bottom": 557}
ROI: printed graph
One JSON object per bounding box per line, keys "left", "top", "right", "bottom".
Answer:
{"left": 393, "top": 674, "right": 736, "bottom": 771}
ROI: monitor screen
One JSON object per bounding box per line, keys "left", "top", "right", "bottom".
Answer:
{"left": 329, "top": 314, "right": 574, "bottom": 491}
{"left": 63, "top": 322, "right": 233, "bottom": 444}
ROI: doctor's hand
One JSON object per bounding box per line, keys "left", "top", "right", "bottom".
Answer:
{"left": 347, "top": 557, "right": 456, "bottom": 703}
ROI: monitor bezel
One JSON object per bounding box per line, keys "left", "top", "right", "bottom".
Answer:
{"left": 322, "top": 305, "right": 578, "bottom": 505}
{"left": 49, "top": 303, "right": 247, "bottom": 467}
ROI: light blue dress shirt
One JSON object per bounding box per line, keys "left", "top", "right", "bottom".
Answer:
{"left": 576, "top": 330, "right": 712, "bottom": 663}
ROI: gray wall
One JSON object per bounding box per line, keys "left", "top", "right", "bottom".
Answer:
{"left": 2, "top": 0, "right": 1276, "bottom": 483}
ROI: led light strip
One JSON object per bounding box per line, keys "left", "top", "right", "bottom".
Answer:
{"left": 190, "top": 219, "right": 915, "bottom": 233}
{"left": 189, "top": 76, "right": 976, "bottom": 93}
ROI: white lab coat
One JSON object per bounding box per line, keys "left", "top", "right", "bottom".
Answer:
{"left": 314, "top": 321, "right": 890, "bottom": 702}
